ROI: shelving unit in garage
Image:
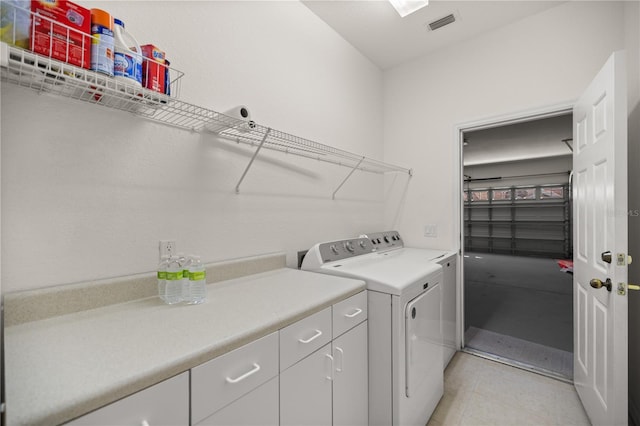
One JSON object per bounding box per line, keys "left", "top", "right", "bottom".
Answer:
{"left": 464, "top": 184, "right": 571, "bottom": 259}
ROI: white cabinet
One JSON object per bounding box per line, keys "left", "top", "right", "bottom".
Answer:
{"left": 191, "top": 332, "right": 279, "bottom": 425}
{"left": 279, "top": 308, "right": 332, "bottom": 371}
{"left": 280, "top": 343, "right": 334, "bottom": 426}
{"left": 280, "top": 291, "right": 368, "bottom": 426}
{"left": 67, "top": 292, "right": 366, "bottom": 426}
{"left": 333, "top": 321, "right": 368, "bottom": 426}
{"left": 332, "top": 290, "right": 367, "bottom": 337}
{"left": 65, "top": 372, "right": 189, "bottom": 426}
{"left": 196, "top": 377, "right": 278, "bottom": 426}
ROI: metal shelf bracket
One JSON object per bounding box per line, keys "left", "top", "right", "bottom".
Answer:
{"left": 235, "top": 128, "right": 272, "bottom": 194}
{"left": 332, "top": 157, "right": 365, "bottom": 200}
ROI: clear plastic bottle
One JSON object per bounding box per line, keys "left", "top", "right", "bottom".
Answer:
{"left": 164, "top": 256, "right": 183, "bottom": 305}
{"left": 157, "top": 255, "right": 170, "bottom": 302}
{"left": 177, "top": 253, "right": 191, "bottom": 303}
{"left": 187, "top": 255, "right": 206, "bottom": 304}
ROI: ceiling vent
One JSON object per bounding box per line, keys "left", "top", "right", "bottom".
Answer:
{"left": 427, "top": 13, "right": 456, "bottom": 31}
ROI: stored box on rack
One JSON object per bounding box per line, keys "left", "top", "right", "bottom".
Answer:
{"left": 141, "top": 44, "right": 165, "bottom": 94}
{"left": 30, "top": 0, "right": 91, "bottom": 69}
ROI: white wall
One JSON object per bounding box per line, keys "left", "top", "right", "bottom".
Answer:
{"left": 0, "top": 1, "right": 387, "bottom": 292}
{"left": 383, "top": 1, "right": 628, "bottom": 251}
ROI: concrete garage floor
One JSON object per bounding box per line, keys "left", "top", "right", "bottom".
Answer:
{"left": 464, "top": 252, "right": 573, "bottom": 379}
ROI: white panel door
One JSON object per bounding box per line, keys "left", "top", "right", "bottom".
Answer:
{"left": 573, "top": 51, "right": 628, "bottom": 426}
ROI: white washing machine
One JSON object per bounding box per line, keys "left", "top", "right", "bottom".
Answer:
{"left": 361, "top": 231, "right": 458, "bottom": 369}
{"left": 301, "top": 237, "right": 444, "bottom": 426}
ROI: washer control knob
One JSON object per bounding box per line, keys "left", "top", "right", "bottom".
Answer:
{"left": 330, "top": 244, "right": 339, "bottom": 255}
{"left": 384, "top": 236, "right": 390, "bottom": 243}
{"left": 358, "top": 240, "right": 367, "bottom": 249}
{"left": 344, "top": 241, "right": 355, "bottom": 253}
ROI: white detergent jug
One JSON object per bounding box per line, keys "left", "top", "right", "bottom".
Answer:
{"left": 113, "top": 18, "right": 142, "bottom": 87}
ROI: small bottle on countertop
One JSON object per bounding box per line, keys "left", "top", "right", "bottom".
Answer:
{"left": 177, "top": 253, "right": 191, "bottom": 302}
{"left": 157, "top": 255, "right": 170, "bottom": 302}
{"left": 164, "top": 256, "right": 183, "bottom": 305}
{"left": 187, "top": 255, "right": 206, "bottom": 304}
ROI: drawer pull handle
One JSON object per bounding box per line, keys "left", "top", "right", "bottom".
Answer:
{"left": 344, "top": 308, "right": 363, "bottom": 318}
{"left": 226, "top": 363, "right": 261, "bottom": 384}
{"left": 325, "top": 353, "right": 334, "bottom": 381}
{"left": 335, "top": 347, "right": 344, "bottom": 373}
{"left": 298, "top": 329, "right": 323, "bottom": 344}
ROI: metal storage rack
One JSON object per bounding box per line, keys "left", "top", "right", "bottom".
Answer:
{"left": 463, "top": 184, "right": 571, "bottom": 258}
{"left": 1, "top": 38, "right": 412, "bottom": 198}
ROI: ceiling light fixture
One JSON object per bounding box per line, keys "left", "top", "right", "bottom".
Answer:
{"left": 388, "top": 0, "right": 429, "bottom": 18}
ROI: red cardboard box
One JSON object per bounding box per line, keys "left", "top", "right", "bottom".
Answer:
{"left": 30, "top": 0, "right": 91, "bottom": 69}
{"left": 140, "top": 44, "right": 165, "bottom": 93}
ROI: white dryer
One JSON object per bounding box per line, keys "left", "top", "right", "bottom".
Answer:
{"left": 302, "top": 237, "right": 443, "bottom": 426}
{"left": 361, "top": 231, "right": 458, "bottom": 369}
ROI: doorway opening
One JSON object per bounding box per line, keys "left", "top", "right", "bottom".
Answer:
{"left": 461, "top": 112, "right": 574, "bottom": 380}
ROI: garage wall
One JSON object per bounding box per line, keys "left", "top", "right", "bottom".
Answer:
{"left": 1, "top": 1, "right": 387, "bottom": 292}
{"left": 464, "top": 156, "right": 571, "bottom": 190}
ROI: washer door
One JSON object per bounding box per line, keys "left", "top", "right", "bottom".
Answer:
{"left": 405, "top": 283, "right": 442, "bottom": 397}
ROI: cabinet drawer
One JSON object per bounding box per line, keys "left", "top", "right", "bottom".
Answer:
{"left": 66, "top": 372, "right": 189, "bottom": 425}
{"left": 280, "top": 307, "right": 331, "bottom": 371}
{"left": 196, "top": 376, "right": 279, "bottom": 426}
{"left": 333, "top": 291, "right": 367, "bottom": 337}
{"left": 191, "top": 332, "right": 279, "bottom": 425}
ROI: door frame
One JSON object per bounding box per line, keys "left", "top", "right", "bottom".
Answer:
{"left": 453, "top": 101, "right": 575, "bottom": 352}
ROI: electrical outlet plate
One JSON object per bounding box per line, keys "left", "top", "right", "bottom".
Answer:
{"left": 159, "top": 240, "right": 175, "bottom": 258}
{"left": 424, "top": 224, "right": 438, "bottom": 238}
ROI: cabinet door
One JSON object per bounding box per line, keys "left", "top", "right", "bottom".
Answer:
{"left": 196, "top": 376, "right": 278, "bottom": 426}
{"left": 66, "top": 372, "right": 189, "bottom": 425}
{"left": 280, "top": 343, "right": 333, "bottom": 426}
{"left": 333, "top": 321, "right": 368, "bottom": 426}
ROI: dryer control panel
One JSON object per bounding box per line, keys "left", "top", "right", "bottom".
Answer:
{"left": 361, "top": 231, "right": 404, "bottom": 252}
{"left": 316, "top": 238, "right": 373, "bottom": 263}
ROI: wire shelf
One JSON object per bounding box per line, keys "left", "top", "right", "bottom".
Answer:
{"left": 205, "top": 114, "right": 411, "bottom": 175}
{"left": 0, "top": 4, "right": 412, "bottom": 196}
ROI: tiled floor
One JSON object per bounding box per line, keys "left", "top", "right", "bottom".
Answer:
{"left": 428, "top": 352, "right": 591, "bottom": 426}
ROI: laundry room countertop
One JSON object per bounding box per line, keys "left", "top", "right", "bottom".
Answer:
{"left": 3, "top": 254, "right": 365, "bottom": 425}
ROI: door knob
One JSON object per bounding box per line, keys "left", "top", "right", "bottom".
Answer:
{"left": 590, "top": 278, "right": 612, "bottom": 292}
{"left": 601, "top": 251, "right": 612, "bottom": 263}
